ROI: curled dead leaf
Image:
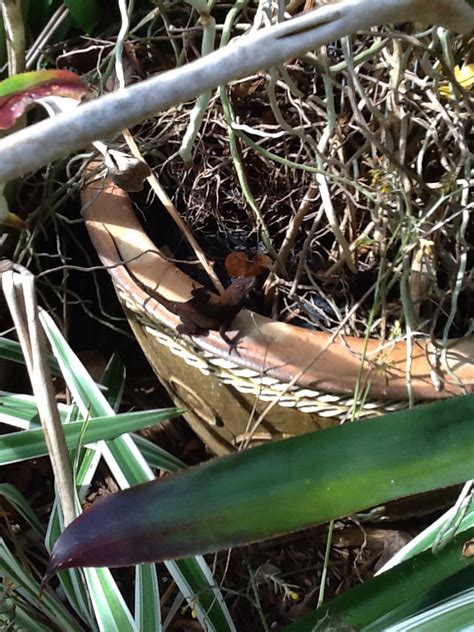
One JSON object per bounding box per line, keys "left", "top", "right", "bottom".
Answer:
{"left": 104, "top": 150, "right": 151, "bottom": 192}
{"left": 225, "top": 251, "right": 272, "bottom": 278}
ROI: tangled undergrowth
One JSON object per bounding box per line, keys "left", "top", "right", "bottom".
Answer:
{"left": 140, "top": 25, "right": 472, "bottom": 344}
{"left": 1, "top": 4, "right": 473, "bottom": 632}
{"left": 14, "top": 9, "right": 473, "bottom": 350}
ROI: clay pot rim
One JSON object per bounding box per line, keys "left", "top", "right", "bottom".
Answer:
{"left": 82, "top": 177, "right": 474, "bottom": 402}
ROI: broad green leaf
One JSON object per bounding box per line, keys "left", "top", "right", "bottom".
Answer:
{"left": 47, "top": 394, "right": 474, "bottom": 572}
{"left": 0, "top": 70, "right": 88, "bottom": 129}
{"left": 63, "top": 0, "right": 99, "bottom": 33}
{"left": 0, "top": 70, "right": 82, "bottom": 97}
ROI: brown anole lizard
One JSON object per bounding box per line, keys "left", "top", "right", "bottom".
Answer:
{"left": 109, "top": 232, "right": 255, "bottom": 344}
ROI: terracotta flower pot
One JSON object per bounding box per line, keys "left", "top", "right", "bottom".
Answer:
{"left": 83, "top": 176, "right": 474, "bottom": 456}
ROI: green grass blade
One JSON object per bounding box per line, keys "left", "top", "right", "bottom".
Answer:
{"left": 364, "top": 566, "right": 474, "bottom": 631}
{"left": 45, "top": 505, "right": 96, "bottom": 628}
{"left": 101, "top": 353, "right": 126, "bottom": 410}
{"left": 40, "top": 310, "right": 235, "bottom": 632}
{"left": 170, "top": 557, "right": 237, "bottom": 632}
{"left": 132, "top": 433, "right": 185, "bottom": 472}
{"left": 0, "top": 408, "right": 179, "bottom": 465}
{"left": 0, "top": 588, "right": 56, "bottom": 632}
{"left": 131, "top": 437, "right": 232, "bottom": 630}
{"left": 378, "top": 489, "right": 474, "bottom": 573}
{"left": 0, "top": 393, "right": 69, "bottom": 429}
{"left": 135, "top": 564, "right": 161, "bottom": 632}
{"left": 0, "top": 539, "right": 84, "bottom": 632}
{"left": 83, "top": 567, "right": 137, "bottom": 632}
{"left": 45, "top": 419, "right": 128, "bottom": 628}
{"left": 0, "top": 483, "right": 45, "bottom": 537}
{"left": 99, "top": 434, "right": 236, "bottom": 631}
{"left": 9, "top": 607, "right": 54, "bottom": 632}
{"left": 0, "top": 335, "right": 61, "bottom": 375}
{"left": 40, "top": 311, "right": 114, "bottom": 418}
{"left": 44, "top": 350, "right": 131, "bottom": 628}
{"left": 387, "top": 591, "right": 474, "bottom": 632}
{"left": 44, "top": 454, "right": 137, "bottom": 631}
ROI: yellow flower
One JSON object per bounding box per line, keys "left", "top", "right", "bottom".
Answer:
{"left": 439, "top": 64, "right": 474, "bottom": 98}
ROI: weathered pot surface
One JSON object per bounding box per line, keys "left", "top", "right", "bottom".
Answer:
{"left": 82, "top": 175, "right": 474, "bottom": 453}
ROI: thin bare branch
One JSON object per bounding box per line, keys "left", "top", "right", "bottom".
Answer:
{"left": 0, "top": 0, "right": 471, "bottom": 182}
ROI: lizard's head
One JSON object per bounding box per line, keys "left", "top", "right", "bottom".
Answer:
{"left": 233, "top": 275, "right": 256, "bottom": 291}
{"left": 226, "top": 275, "right": 256, "bottom": 306}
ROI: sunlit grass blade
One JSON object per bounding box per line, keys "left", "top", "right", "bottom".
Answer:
{"left": 83, "top": 567, "right": 137, "bottom": 632}
{"left": 44, "top": 429, "right": 140, "bottom": 628}
{"left": 0, "top": 335, "right": 60, "bottom": 375}
{"left": 45, "top": 416, "right": 129, "bottom": 628}
{"left": 0, "top": 539, "right": 83, "bottom": 632}
{"left": 0, "top": 393, "right": 70, "bottom": 429}
{"left": 378, "top": 486, "right": 474, "bottom": 574}
{"left": 40, "top": 310, "right": 236, "bottom": 632}
{"left": 40, "top": 310, "right": 115, "bottom": 419}
{"left": 385, "top": 588, "right": 474, "bottom": 632}
{"left": 135, "top": 563, "right": 161, "bottom": 631}
{"left": 0, "top": 408, "right": 178, "bottom": 465}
